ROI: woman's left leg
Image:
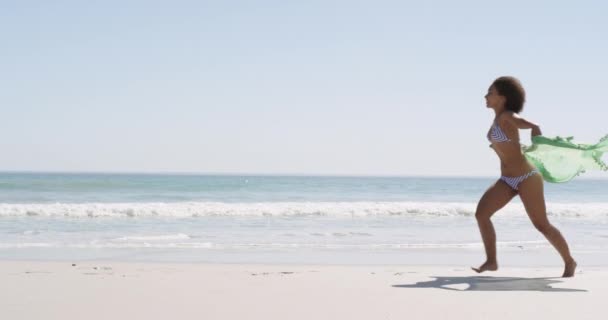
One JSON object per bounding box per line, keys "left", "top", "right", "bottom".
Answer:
{"left": 518, "top": 173, "right": 577, "bottom": 277}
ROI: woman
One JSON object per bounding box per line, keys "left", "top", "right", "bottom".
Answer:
{"left": 473, "top": 76, "right": 577, "bottom": 277}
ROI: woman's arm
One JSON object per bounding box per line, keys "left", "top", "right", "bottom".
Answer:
{"left": 498, "top": 112, "right": 542, "bottom": 137}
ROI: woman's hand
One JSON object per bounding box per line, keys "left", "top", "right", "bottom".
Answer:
{"left": 531, "top": 125, "right": 542, "bottom": 137}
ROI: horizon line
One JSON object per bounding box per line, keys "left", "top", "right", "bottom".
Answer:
{"left": 1, "top": 170, "right": 607, "bottom": 180}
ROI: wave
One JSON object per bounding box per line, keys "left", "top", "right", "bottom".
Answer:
{"left": 1, "top": 201, "right": 607, "bottom": 218}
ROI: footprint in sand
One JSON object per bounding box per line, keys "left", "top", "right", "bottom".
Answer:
{"left": 251, "top": 271, "right": 296, "bottom": 276}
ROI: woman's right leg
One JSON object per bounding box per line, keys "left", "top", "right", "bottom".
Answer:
{"left": 473, "top": 180, "right": 517, "bottom": 273}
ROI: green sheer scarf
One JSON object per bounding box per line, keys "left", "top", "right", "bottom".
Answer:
{"left": 523, "top": 135, "right": 608, "bottom": 183}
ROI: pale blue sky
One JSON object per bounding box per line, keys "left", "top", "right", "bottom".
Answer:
{"left": 1, "top": 0, "right": 607, "bottom": 176}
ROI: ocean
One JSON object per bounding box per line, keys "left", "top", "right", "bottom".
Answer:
{"left": 1, "top": 173, "right": 607, "bottom": 266}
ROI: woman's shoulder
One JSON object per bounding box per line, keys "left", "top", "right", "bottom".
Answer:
{"left": 497, "top": 111, "right": 517, "bottom": 126}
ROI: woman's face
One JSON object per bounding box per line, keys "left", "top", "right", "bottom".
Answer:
{"left": 484, "top": 85, "right": 505, "bottom": 110}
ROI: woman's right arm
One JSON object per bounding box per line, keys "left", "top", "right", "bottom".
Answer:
{"left": 499, "top": 112, "right": 542, "bottom": 137}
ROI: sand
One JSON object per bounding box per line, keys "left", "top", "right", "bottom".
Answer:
{"left": 0, "top": 261, "right": 602, "bottom": 320}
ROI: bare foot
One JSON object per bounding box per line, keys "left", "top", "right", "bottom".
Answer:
{"left": 472, "top": 261, "right": 498, "bottom": 273}
{"left": 562, "top": 260, "right": 577, "bottom": 278}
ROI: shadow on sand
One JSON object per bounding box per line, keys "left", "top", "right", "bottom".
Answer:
{"left": 393, "top": 276, "right": 586, "bottom": 292}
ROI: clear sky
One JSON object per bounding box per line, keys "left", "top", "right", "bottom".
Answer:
{"left": 1, "top": 0, "right": 607, "bottom": 176}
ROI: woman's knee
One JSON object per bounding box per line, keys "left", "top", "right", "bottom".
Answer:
{"left": 532, "top": 221, "right": 553, "bottom": 234}
{"left": 475, "top": 210, "right": 492, "bottom": 221}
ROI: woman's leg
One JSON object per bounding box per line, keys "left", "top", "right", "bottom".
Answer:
{"left": 517, "top": 173, "right": 577, "bottom": 277}
{"left": 473, "top": 180, "right": 518, "bottom": 273}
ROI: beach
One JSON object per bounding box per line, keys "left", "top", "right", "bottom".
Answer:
{"left": 1, "top": 174, "right": 607, "bottom": 319}
{"left": 0, "top": 261, "right": 602, "bottom": 320}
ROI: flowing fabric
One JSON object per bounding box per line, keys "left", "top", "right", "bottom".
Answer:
{"left": 522, "top": 135, "right": 608, "bottom": 183}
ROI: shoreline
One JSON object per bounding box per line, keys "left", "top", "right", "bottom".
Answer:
{"left": 1, "top": 244, "right": 605, "bottom": 267}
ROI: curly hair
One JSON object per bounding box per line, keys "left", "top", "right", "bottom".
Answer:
{"left": 492, "top": 76, "right": 526, "bottom": 113}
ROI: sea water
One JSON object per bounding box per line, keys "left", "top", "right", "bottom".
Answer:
{"left": 1, "top": 173, "right": 607, "bottom": 266}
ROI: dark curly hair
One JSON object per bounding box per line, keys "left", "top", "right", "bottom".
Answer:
{"left": 492, "top": 76, "right": 526, "bottom": 113}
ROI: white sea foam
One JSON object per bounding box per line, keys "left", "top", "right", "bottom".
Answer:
{"left": 0, "top": 202, "right": 608, "bottom": 218}
{"left": 1, "top": 201, "right": 608, "bottom": 219}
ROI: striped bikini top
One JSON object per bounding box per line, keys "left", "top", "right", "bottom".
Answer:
{"left": 488, "top": 121, "right": 512, "bottom": 143}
